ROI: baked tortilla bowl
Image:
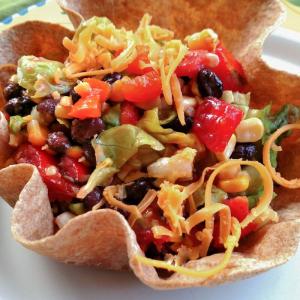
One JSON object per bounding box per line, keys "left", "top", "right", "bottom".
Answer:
{"left": 0, "top": 0, "right": 300, "bottom": 289}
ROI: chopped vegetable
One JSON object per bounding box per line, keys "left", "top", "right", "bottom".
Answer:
{"left": 175, "top": 50, "right": 209, "bottom": 78}
{"left": 139, "top": 108, "right": 199, "bottom": 148}
{"left": 15, "top": 144, "right": 79, "bottom": 201}
{"left": 223, "top": 196, "right": 257, "bottom": 237}
{"left": 193, "top": 97, "right": 244, "bottom": 152}
{"left": 9, "top": 115, "right": 26, "bottom": 134}
{"left": 125, "top": 46, "right": 153, "bottom": 75}
{"left": 122, "top": 71, "right": 162, "bottom": 103}
{"left": 17, "top": 56, "right": 73, "bottom": 98}
{"left": 68, "top": 79, "right": 111, "bottom": 119}
{"left": 120, "top": 102, "right": 140, "bottom": 125}
{"left": 59, "top": 156, "right": 90, "bottom": 183}
{"left": 93, "top": 124, "right": 164, "bottom": 168}
{"left": 210, "top": 43, "right": 247, "bottom": 92}
{"left": 102, "top": 104, "right": 120, "bottom": 128}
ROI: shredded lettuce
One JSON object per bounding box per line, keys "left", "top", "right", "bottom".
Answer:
{"left": 77, "top": 158, "right": 118, "bottom": 199}
{"left": 138, "top": 108, "right": 198, "bottom": 148}
{"left": 17, "top": 56, "right": 73, "bottom": 98}
{"left": 256, "top": 104, "right": 300, "bottom": 167}
{"left": 193, "top": 185, "right": 228, "bottom": 207}
{"left": 93, "top": 124, "right": 164, "bottom": 168}
{"left": 102, "top": 104, "right": 120, "bottom": 128}
{"left": 9, "top": 116, "right": 26, "bottom": 134}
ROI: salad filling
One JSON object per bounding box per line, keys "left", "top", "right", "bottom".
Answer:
{"left": 2, "top": 14, "right": 300, "bottom": 278}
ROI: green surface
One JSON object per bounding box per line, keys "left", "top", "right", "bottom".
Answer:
{"left": 0, "top": 0, "right": 40, "bottom": 20}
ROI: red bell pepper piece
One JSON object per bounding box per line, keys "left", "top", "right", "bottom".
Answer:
{"left": 126, "top": 46, "right": 153, "bottom": 75}
{"left": 210, "top": 43, "right": 248, "bottom": 92}
{"left": 175, "top": 50, "right": 210, "bottom": 78}
{"left": 193, "top": 97, "right": 244, "bottom": 152}
{"left": 15, "top": 144, "right": 79, "bottom": 202}
{"left": 68, "top": 79, "right": 111, "bottom": 119}
{"left": 120, "top": 102, "right": 140, "bottom": 125}
{"left": 223, "top": 196, "right": 257, "bottom": 237}
{"left": 59, "top": 155, "right": 90, "bottom": 183}
{"left": 213, "top": 196, "right": 257, "bottom": 248}
{"left": 132, "top": 203, "right": 169, "bottom": 252}
{"left": 122, "top": 71, "right": 162, "bottom": 103}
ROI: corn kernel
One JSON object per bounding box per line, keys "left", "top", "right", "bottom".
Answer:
{"left": 215, "top": 134, "right": 236, "bottom": 161}
{"left": 218, "top": 171, "right": 250, "bottom": 193}
{"left": 235, "top": 117, "right": 264, "bottom": 143}
{"left": 218, "top": 164, "right": 241, "bottom": 180}
{"left": 55, "top": 104, "right": 73, "bottom": 119}
{"left": 27, "top": 120, "right": 48, "bottom": 146}
{"left": 60, "top": 96, "right": 73, "bottom": 106}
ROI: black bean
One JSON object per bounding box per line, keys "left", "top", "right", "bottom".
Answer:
{"left": 83, "top": 187, "right": 103, "bottom": 211}
{"left": 50, "top": 122, "right": 71, "bottom": 137}
{"left": 82, "top": 143, "right": 96, "bottom": 167}
{"left": 231, "top": 143, "right": 258, "bottom": 161}
{"left": 124, "top": 178, "right": 156, "bottom": 205}
{"left": 103, "top": 72, "right": 122, "bottom": 85}
{"left": 71, "top": 118, "right": 105, "bottom": 144}
{"left": 4, "top": 95, "right": 35, "bottom": 116}
{"left": 37, "top": 97, "right": 58, "bottom": 118}
{"left": 47, "top": 131, "right": 71, "bottom": 153}
{"left": 70, "top": 87, "right": 81, "bottom": 103}
{"left": 197, "top": 68, "right": 223, "bottom": 98}
{"left": 3, "top": 81, "right": 24, "bottom": 100}
{"left": 161, "top": 115, "right": 193, "bottom": 133}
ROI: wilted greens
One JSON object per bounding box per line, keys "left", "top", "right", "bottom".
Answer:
{"left": 17, "top": 56, "right": 74, "bottom": 98}
{"left": 93, "top": 124, "right": 164, "bottom": 168}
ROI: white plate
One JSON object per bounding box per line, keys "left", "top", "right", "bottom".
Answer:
{"left": 1, "top": 27, "right": 300, "bottom": 300}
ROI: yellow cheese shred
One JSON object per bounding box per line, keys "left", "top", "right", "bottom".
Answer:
{"left": 171, "top": 74, "right": 185, "bottom": 126}
{"left": 263, "top": 123, "right": 300, "bottom": 189}
{"left": 134, "top": 218, "right": 241, "bottom": 278}
{"left": 103, "top": 185, "right": 142, "bottom": 220}
{"left": 128, "top": 189, "right": 157, "bottom": 227}
{"left": 204, "top": 160, "right": 274, "bottom": 229}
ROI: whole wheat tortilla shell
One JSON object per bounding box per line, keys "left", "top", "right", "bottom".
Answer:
{"left": 0, "top": 0, "right": 300, "bottom": 289}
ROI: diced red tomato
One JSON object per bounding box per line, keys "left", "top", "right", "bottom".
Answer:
{"left": 213, "top": 196, "right": 257, "bottom": 248}
{"left": 68, "top": 93, "right": 102, "bottom": 119}
{"left": 126, "top": 46, "right": 153, "bottom": 75}
{"left": 193, "top": 97, "right": 244, "bottom": 152}
{"left": 120, "top": 102, "right": 140, "bottom": 125}
{"left": 59, "top": 156, "right": 90, "bottom": 183}
{"left": 122, "top": 71, "right": 162, "bottom": 103}
{"left": 133, "top": 203, "right": 169, "bottom": 252}
{"left": 210, "top": 43, "right": 248, "bottom": 92}
{"left": 175, "top": 50, "right": 209, "bottom": 78}
{"left": 15, "top": 144, "right": 79, "bottom": 202}
{"left": 223, "top": 196, "right": 257, "bottom": 237}
{"left": 68, "top": 79, "right": 111, "bottom": 119}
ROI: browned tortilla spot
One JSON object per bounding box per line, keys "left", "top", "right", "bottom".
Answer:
{"left": 0, "top": 0, "right": 299, "bottom": 289}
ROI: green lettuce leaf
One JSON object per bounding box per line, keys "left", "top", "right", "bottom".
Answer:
{"left": 193, "top": 185, "right": 228, "bottom": 207}
{"left": 77, "top": 162, "right": 118, "bottom": 199}
{"left": 102, "top": 104, "right": 120, "bottom": 128}
{"left": 17, "top": 56, "right": 74, "bottom": 98}
{"left": 93, "top": 124, "right": 164, "bottom": 168}
{"left": 138, "top": 108, "right": 197, "bottom": 148}
{"left": 256, "top": 104, "right": 300, "bottom": 168}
